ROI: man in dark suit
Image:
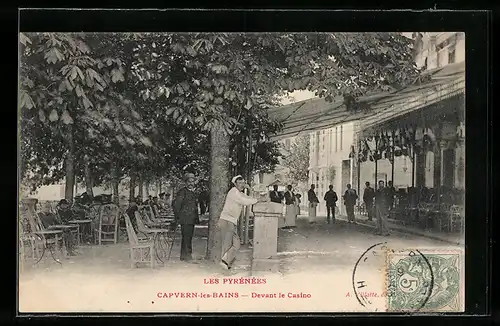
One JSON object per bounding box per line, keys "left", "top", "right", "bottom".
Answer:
{"left": 307, "top": 184, "right": 320, "bottom": 224}
{"left": 363, "top": 182, "right": 375, "bottom": 221}
{"left": 343, "top": 184, "right": 358, "bottom": 224}
{"left": 269, "top": 184, "right": 283, "bottom": 204}
{"left": 324, "top": 185, "right": 338, "bottom": 224}
{"left": 173, "top": 173, "right": 199, "bottom": 262}
{"left": 283, "top": 185, "right": 297, "bottom": 228}
{"left": 375, "top": 180, "right": 390, "bottom": 236}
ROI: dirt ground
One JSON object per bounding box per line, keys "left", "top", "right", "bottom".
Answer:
{"left": 19, "top": 216, "right": 462, "bottom": 313}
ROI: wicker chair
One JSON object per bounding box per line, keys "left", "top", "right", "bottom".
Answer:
{"left": 94, "top": 204, "right": 120, "bottom": 245}
{"left": 448, "top": 205, "right": 465, "bottom": 233}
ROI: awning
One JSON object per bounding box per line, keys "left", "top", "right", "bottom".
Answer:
{"left": 268, "top": 61, "right": 465, "bottom": 141}
{"left": 360, "top": 66, "right": 465, "bottom": 137}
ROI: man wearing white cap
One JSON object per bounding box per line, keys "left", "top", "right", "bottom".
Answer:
{"left": 218, "top": 175, "right": 259, "bottom": 270}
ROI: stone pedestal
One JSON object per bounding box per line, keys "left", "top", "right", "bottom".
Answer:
{"left": 251, "top": 202, "right": 282, "bottom": 273}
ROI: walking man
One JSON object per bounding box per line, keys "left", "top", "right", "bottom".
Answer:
{"left": 269, "top": 184, "right": 283, "bottom": 204}
{"left": 173, "top": 173, "right": 199, "bottom": 262}
{"left": 283, "top": 185, "right": 297, "bottom": 228}
{"left": 219, "top": 175, "right": 259, "bottom": 270}
{"left": 363, "top": 181, "right": 375, "bottom": 221}
{"left": 324, "top": 185, "right": 338, "bottom": 224}
{"left": 307, "top": 184, "right": 320, "bottom": 224}
{"left": 343, "top": 184, "right": 358, "bottom": 224}
{"left": 375, "top": 180, "right": 390, "bottom": 236}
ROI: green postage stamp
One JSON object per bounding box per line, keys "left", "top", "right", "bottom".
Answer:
{"left": 385, "top": 249, "right": 464, "bottom": 312}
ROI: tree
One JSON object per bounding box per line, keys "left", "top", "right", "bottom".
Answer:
{"left": 130, "top": 32, "right": 419, "bottom": 261}
{"left": 19, "top": 32, "right": 153, "bottom": 201}
{"left": 283, "top": 135, "right": 310, "bottom": 184}
{"left": 20, "top": 32, "right": 420, "bottom": 262}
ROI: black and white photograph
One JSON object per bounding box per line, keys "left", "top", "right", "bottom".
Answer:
{"left": 18, "top": 23, "right": 467, "bottom": 313}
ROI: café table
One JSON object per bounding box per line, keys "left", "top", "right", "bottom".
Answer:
{"left": 69, "top": 219, "right": 93, "bottom": 244}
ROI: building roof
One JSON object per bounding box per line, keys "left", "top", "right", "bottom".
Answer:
{"left": 268, "top": 61, "right": 465, "bottom": 141}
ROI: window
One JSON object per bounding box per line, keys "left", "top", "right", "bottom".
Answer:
{"left": 340, "top": 125, "right": 343, "bottom": 150}
{"left": 448, "top": 47, "right": 456, "bottom": 64}
{"left": 335, "top": 127, "right": 338, "bottom": 152}
{"left": 330, "top": 130, "right": 333, "bottom": 153}
{"left": 322, "top": 135, "right": 325, "bottom": 150}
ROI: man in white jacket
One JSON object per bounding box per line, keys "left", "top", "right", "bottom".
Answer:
{"left": 219, "top": 175, "right": 259, "bottom": 270}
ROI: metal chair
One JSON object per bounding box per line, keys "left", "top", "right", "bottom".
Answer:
{"left": 26, "top": 212, "right": 64, "bottom": 265}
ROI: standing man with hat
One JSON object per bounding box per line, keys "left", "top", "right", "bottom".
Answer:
{"left": 173, "top": 172, "right": 199, "bottom": 262}
{"left": 218, "top": 175, "right": 259, "bottom": 270}
{"left": 307, "top": 184, "right": 320, "bottom": 224}
{"left": 343, "top": 183, "right": 358, "bottom": 224}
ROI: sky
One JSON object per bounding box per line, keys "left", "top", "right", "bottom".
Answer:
{"left": 280, "top": 90, "right": 317, "bottom": 105}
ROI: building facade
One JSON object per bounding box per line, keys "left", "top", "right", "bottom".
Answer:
{"left": 413, "top": 32, "right": 465, "bottom": 70}
{"left": 306, "top": 32, "right": 466, "bottom": 214}
{"left": 410, "top": 32, "right": 466, "bottom": 191}
{"left": 307, "top": 122, "right": 358, "bottom": 215}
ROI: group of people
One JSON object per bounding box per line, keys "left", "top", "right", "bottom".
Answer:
{"left": 307, "top": 183, "right": 358, "bottom": 224}
{"left": 171, "top": 173, "right": 263, "bottom": 270}
{"left": 37, "top": 199, "right": 80, "bottom": 256}
{"left": 305, "top": 181, "right": 393, "bottom": 236}
{"left": 363, "top": 180, "right": 395, "bottom": 236}
{"left": 269, "top": 184, "right": 302, "bottom": 229}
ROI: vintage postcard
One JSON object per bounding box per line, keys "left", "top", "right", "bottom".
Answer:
{"left": 18, "top": 30, "right": 465, "bottom": 313}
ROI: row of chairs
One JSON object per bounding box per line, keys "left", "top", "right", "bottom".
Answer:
{"left": 406, "top": 203, "right": 464, "bottom": 233}
{"left": 19, "top": 201, "right": 177, "bottom": 269}
{"left": 124, "top": 206, "right": 176, "bottom": 268}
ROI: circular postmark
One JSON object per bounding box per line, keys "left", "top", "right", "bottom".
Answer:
{"left": 351, "top": 242, "right": 391, "bottom": 311}
{"left": 352, "top": 244, "right": 435, "bottom": 312}
{"left": 386, "top": 248, "right": 434, "bottom": 312}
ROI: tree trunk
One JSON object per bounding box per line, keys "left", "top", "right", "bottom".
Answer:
{"left": 111, "top": 162, "right": 120, "bottom": 205}
{"left": 138, "top": 176, "right": 144, "bottom": 200}
{"left": 236, "top": 134, "right": 247, "bottom": 177}
{"left": 145, "top": 180, "right": 150, "bottom": 197}
{"left": 64, "top": 125, "right": 75, "bottom": 201}
{"left": 83, "top": 155, "right": 94, "bottom": 198}
{"left": 206, "top": 125, "right": 230, "bottom": 262}
{"left": 129, "top": 173, "right": 136, "bottom": 202}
